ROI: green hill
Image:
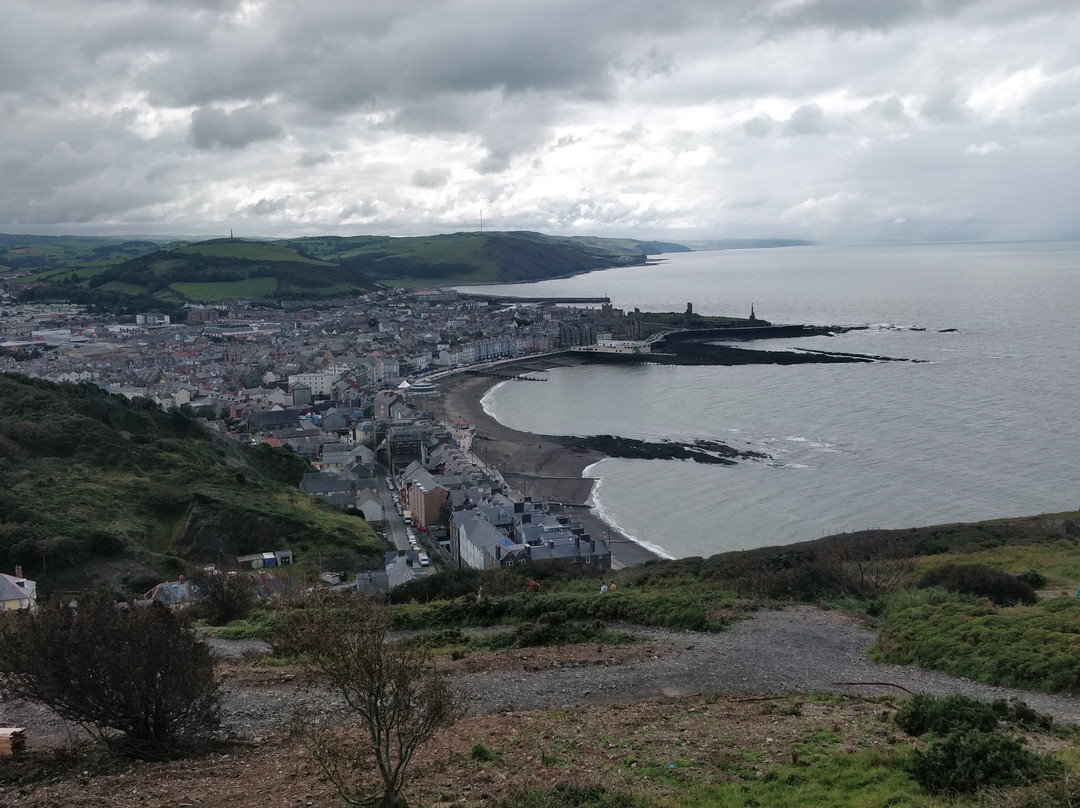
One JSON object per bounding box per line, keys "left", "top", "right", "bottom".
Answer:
{"left": 0, "top": 374, "right": 385, "bottom": 596}
{"left": 10, "top": 231, "right": 679, "bottom": 308}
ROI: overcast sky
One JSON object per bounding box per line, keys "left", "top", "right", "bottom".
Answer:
{"left": 2, "top": 0, "right": 1079, "bottom": 243}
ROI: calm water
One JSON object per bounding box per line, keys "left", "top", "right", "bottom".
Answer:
{"left": 468, "top": 243, "right": 1080, "bottom": 559}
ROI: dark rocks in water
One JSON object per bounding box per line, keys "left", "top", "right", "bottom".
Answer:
{"left": 939, "top": 328, "right": 959, "bottom": 333}
{"left": 637, "top": 325, "right": 912, "bottom": 366}
{"left": 559, "top": 434, "right": 766, "bottom": 465}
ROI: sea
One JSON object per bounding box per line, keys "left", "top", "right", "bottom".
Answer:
{"left": 462, "top": 242, "right": 1080, "bottom": 560}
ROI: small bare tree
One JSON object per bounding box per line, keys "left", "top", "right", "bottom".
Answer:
{"left": 276, "top": 590, "right": 462, "bottom": 808}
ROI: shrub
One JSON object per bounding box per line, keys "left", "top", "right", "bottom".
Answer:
{"left": 192, "top": 570, "right": 257, "bottom": 625}
{"left": 1019, "top": 568, "right": 1048, "bottom": 589}
{"left": 498, "top": 782, "right": 641, "bottom": 808}
{"left": 471, "top": 741, "right": 499, "bottom": 762}
{"left": 918, "top": 563, "right": 1037, "bottom": 606}
{"left": 873, "top": 592, "right": 1080, "bottom": 692}
{"left": 0, "top": 596, "right": 220, "bottom": 759}
{"left": 906, "top": 729, "right": 1062, "bottom": 794}
{"left": 895, "top": 693, "right": 1054, "bottom": 737}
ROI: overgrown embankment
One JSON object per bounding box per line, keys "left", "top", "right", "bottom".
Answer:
{"left": 0, "top": 374, "right": 384, "bottom": 593}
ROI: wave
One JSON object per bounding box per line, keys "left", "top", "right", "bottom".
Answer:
{"left": 478, "top": 380, "right": 511, "bottom": 421}
{"left": 583, "top": 462, "right": 677, "bottom": 560}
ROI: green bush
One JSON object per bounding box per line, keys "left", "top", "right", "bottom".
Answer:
{"left": 1020, "top": 568, "right": 1048, "bottom": 589}
{"left": 895, "top": 693, "right": 1054, "bottom": 737}
{"left": 906, "top": 729, "right": 1062, "bottom": 794}
{"left": 872, "top": 591, "right": 1080, "bottom": 692}
{"left": 390, "top": 585, "right": 738, "bottom": 634}
{"left": 918, "top": 563, "right": 1037, "bottom": 606}
{"left": 471, "top": 741, "right": 499, "bottom": 762}
{"left": 498, "top": 782, "right": 642, "bottom": 808}
{"left": 484, "top": 618, "right": 619, "bottom": 651}
{"left": 896, "top": 693, "right": 1001, "bottom": 736}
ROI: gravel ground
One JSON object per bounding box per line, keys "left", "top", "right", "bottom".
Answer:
{"left": 8, "top": 605, "right": 1080, "bottom": 750}
{"left": 453, "top": 606, "right": 1080, "bottom": 721}
{"left": 214, "top": 606, "right": 1080, "bottom": 734}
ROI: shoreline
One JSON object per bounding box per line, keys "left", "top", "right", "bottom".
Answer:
{"left": 432, "top": 357, "right": 663, "bottom": 569}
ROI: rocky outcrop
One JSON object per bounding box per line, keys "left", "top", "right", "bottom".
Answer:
{"left": 558, "top": 435, "right": 767, "bottom": 465}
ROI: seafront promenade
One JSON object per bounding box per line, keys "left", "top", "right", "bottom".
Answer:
{"left": 433, "top": 361, "right": 663, "bottom": 568}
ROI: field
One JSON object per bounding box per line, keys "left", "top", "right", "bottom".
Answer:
{"left": 170, "top": 276, "right": 278, "bottom": 300}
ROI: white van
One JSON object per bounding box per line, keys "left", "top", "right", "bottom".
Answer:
{"left": 418, "top": 552, "right": 430, "bottom": 567}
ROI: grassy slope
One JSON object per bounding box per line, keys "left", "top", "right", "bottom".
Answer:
{"left": 1, "top": 234, "right": 174, "bottom": 271}
{"left": 9, "top": 231, "right": 662, "bottom": 303}
{"left": 0, "top": 374, "right": 385, "bottom": 594}
{"left": 377, "top": 510, "right": 1080, "bottom": 694}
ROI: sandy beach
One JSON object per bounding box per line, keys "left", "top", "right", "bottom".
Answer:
{"left": 432, "top": 358, "right": 662, "bottom": 568}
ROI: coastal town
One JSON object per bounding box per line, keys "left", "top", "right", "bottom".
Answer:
{"left": 0, "top": 284, "right": 655, "bottom": 592}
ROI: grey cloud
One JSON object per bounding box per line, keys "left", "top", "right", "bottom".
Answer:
{"left": 340, "top": 200, "right": 382, "bottom": 220}
{"left": 411, "top": 168, "right": 451, "bottom": 189}
{"left": 877, "top": 96, "right": 909, "bottom": 123}
{"left": 783, "top": 104, "right": 828, "bottom": 136}
{"left": 921, "top": 88, "right": 968, "bottom": 124}
{"left": 765, "top": 0, "right": 938, "bottom": 33}
{"left": 3, "top": 0, "right": 1080, "bottom": 240}
{"left": 743, "top": 115, "right": 774, "bottom": 137}
{"left": 248, "top": 197, "right": 289, "bottom": 215}
{"left": 190, "top": 106, "right": 283, "bottom": 150}
{"left": 475, "top": 149, "right": 513, "bottom": 176}
{"left": 299, "top": 152, "right": 334, "bottom": 168}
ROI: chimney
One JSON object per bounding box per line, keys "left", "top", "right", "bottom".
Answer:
{"left": 495, "top": 545, "right": 502, "bottom": 560}
{"left": 15, "top": 565, "right": 23, "bottom": 579}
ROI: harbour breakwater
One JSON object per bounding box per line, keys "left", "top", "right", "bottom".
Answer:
{"left": 573, "top": 324, "right": 918, "bottom": 366}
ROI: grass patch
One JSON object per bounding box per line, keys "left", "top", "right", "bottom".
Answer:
{"left": 914, "top": 537, "right": 1080, "bottom": 589}
{"left": 411, "top": 619, "right": 638, "bottom": 654}
{"left": 171, "top": 276, "right": 278, "bottom": 300}
{"left": 692, "top": 747, "right": 923, "bottom": 808}
{"left": 201, "top": 610, "right": 277, "bottom": 640}
{"left": 391, "top": 584, "right": 744, "bottom": 633}
{"left": 180, "top": 241, "right": 333, "bottom": 265}
{"left": 871, "top": 589, "right": 1080, "bottom": 692}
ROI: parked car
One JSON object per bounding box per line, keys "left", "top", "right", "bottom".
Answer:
{"left": 418, "top": 552, "right": 430, "bottom": 567}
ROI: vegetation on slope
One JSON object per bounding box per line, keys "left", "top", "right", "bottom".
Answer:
{"left": 0, "top": 374, "right": 384, "bottom": 594}
{"left": 9, "top": 231, "right": 670, "bottom": 307}
{"left": 358, "top": 511, "right": 1080, "bottom": 694}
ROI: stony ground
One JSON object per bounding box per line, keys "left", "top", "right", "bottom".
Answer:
{"left": 4, "top": 606, "right": 1080, "bottom": 807}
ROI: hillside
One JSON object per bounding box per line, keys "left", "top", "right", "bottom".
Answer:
{"left": 0, "top": 374, "right": 385, "bottom": 595}
{"left": 8, "top": 231, "right": 678, "bottom": 308}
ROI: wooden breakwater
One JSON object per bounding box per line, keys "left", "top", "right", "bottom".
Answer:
{"left": 465, "top": 370, "right": 547, "bottom": 381}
